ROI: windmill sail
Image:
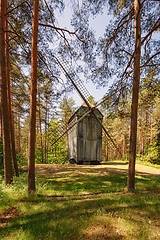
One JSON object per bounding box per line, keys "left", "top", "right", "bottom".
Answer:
{"left": 52, "top": 55, "right": 122, "bottom": 158}
{"left": 54, "top": 56, "right": 92, "bottom": 109}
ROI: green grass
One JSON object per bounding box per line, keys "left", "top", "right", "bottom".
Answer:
{"left": 0, "top": 166, "right": 160, "bottom": 240}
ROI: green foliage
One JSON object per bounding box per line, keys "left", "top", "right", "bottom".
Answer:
{"left": 35, "top": 148, "right": 43, "bottom": 164}
{"left": 47, "top": 153, "right": 68, "bottom": 165}
{"left": 58, "top": 97, "right": 76, "bottom": 131}
{"left": 16, "top": 153, "right": 28, "bottom": 167}
{"left": 88, "top": 95, "right": 96, "bottom": 105}
{"left": 137, "top": 142, "right": 159, "bottom": 165}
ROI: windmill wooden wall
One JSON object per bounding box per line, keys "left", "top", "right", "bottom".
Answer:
{"left": 68, "top": 103, "right": 103, "bottom": 164}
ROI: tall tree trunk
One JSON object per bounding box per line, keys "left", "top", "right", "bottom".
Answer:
{"left": 5, "top": 18, "right": 19, "bottom": 177}
{"left": 127, "top": 0, "right": 141, "bottom": 192}
{"left": 0, "top": 0, "right": 13, "bottom": 184}
{"left": 28, "top": 0, "right": 39, "bottom": 194}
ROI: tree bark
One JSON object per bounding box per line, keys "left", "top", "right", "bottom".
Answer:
{"left": 5, "top": 17, "right": 19, "bottom": 177}
{"left": 28, "top": 0, "right": 39, "bottom": 194}
{"left": 127, "top": 0, "right": 141, "bottom": 192}
{"left": 0, "top": 0, "right": 13, "bottom": 184}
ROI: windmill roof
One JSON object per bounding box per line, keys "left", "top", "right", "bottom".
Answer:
{"left": 81, "top": 101, "right": 95, "bottom": 108}
{"left": 68, "top": 101, "right": 103, "bottom": 124}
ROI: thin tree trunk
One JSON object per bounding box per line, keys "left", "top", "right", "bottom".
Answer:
{"left": 47, "top": 105, "right": 49, "bottom": 160}
{"left": 127, "top": 119, "right": 131, "bottom": 160}
{"left": 104, "top": 137, "right": 106, "bottom": 161}
{"left": 28, "top": 0, "right": 39, "bottom": 194}
{"left": 18, "top": 115, "right": 21, "bottom": 154}
{"left": 44, "top": 100, "right": 48, "bottom": 163}
{"left": 138, "top": 108, "right": 143, "bottom": 154}
{"left": 5, "top": 18, "right": 19, "bottom": 177}
{"left": 127, "top": 0, "right": 141, "bottom": 192}
{"left": 39, "top": 106, "right": 43, "bottom": 163}
{"left": 145, "top": 109, "right": 148, "bottom": 154}
{"left": 35, "top": 124, "right": 38, "bottom": 151}
{"left": 0, "top": 0, "right": 13, "bottom": 184}
{"left": 157, "top": 121, "right": 160, "bottom": 162}
{"left": 116, "top": 136, "right": 119, "bottom": 159}
{"left": 150, "top": 103, "right": 153, "bottom": 145}
{"left": 38, "top": 97, "right": 43, "bottom": 163}
{"left": 16, "top": 116, "right": 19, "bottom": 152}
{"left": 122, "top": 134, "right": 125, "bottom": 160}
{"left": 0, "top": 104, "right": 2, "bottom": 137}
{"left": 105, "top": 117, "right": 109, "bottom": 161}
{"left": 106, "top": 137, "right": 109, "bottom": 161}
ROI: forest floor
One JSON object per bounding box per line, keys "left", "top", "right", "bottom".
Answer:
{"left": 0, "top": 162, "right": 160, "bottom": 240}
{"left": 26, "top": 162, "right": 160, "bottom": 176}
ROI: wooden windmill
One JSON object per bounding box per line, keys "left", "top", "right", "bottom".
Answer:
{"left": 68, "top": 101, "right": 103, "bottom": 164}
{"left": 52, "top": 55, "right": 122, "bottom": 164}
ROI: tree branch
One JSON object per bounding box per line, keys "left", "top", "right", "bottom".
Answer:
{"left": 141, "top": 19, "right": 160, "bottom": 45}
{"left": 6, "top": 0, "right": 28, "bottom": 15}
{"left": 38, "top": 52, "right": 64, "bottom": 86}
{"left": 39, "top": 22, "right": 84, "bottom": 43}
{"left": 141, "top": 51, "right": 160, "bottom": 69}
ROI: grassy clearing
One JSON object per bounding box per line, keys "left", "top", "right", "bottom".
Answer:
{"left": 0, "top": 166, "right": 160, "bottom": 240}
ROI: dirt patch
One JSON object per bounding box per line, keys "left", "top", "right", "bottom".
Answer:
{"left": 0, "top": 207, "right": 19, "bottom": 228}
{"left": 21, "top": 162, "right": 160, "bottom": 177}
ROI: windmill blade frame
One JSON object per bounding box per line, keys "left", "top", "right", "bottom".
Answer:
{"left": 53, "top": 55, "right": 122, "bottom": 160}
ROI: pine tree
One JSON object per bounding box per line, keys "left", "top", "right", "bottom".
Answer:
{"left": 28, "top": 0, "right": 39, "bottom": 194}
{"left": 127, "top": 0, "right": 141, "bottom": 192}
{"left": 0, "top": 0, "right": 13, "bottom": 184}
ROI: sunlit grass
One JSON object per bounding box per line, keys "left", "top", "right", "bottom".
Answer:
{"left": 0, "top": 165, "right": 160, "bottom": 240}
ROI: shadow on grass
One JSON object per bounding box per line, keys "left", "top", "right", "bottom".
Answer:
{"left": 37, "top": 170, "right": 160, "bottom": 196}
{"left": 0, "top": 169, "right": 160, "bottom": 240}
{"left": 0, "top": 191, "right": 160, "bottom": 240}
